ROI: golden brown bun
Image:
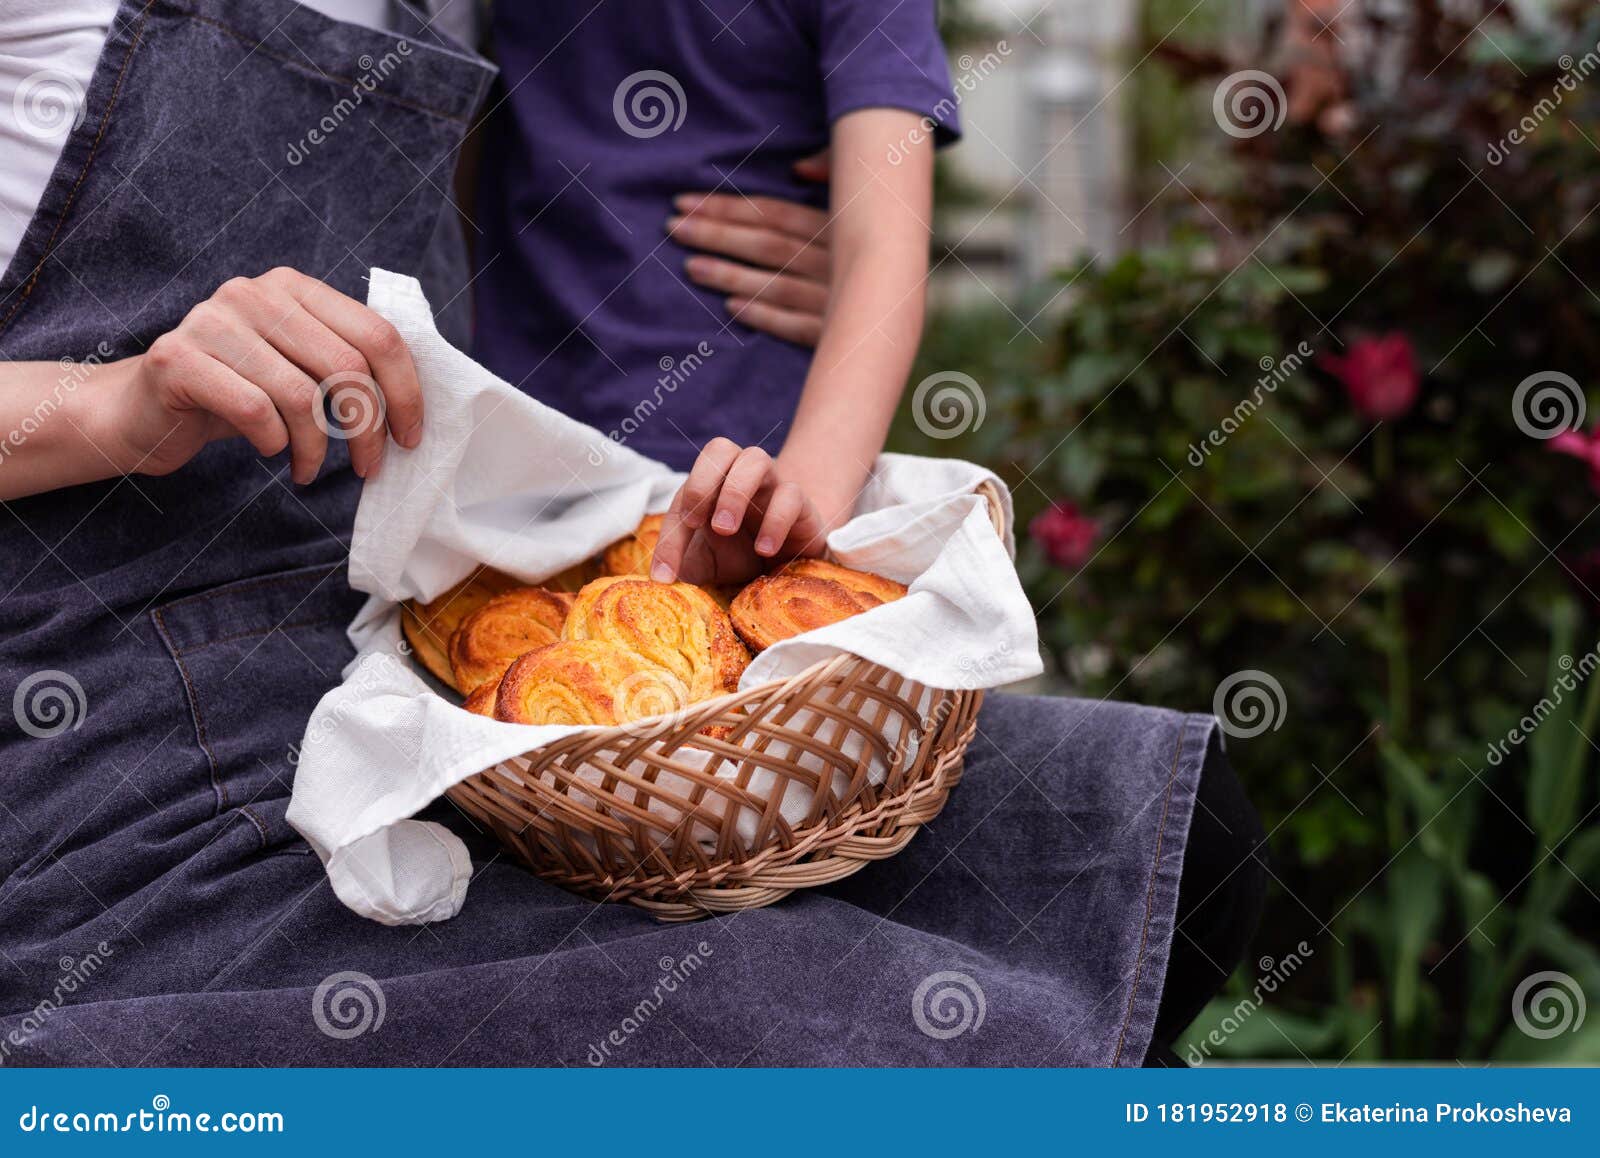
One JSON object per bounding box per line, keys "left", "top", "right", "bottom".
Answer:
{"left": 400, "top": 566, "right": 522, "bottom": 689}
{"left": 447, "top": 587, "right": 574, "bottom": 694}
{"left": 781, "top": 558, "right": 908, "bottom": 605}
{"left": 563, "top": 576, "right": 749, "bottom": 702}
{"left": 544, "top": 557, "right": 602, "bottom": 593}
{"left": 729, "top": 561, "right": 908, "bottom": 652}
{"left": 600, "top": 514, "right": 664, "bottom": 576}
{"left": 493, "top": 640, "right": 683, "bottom": 728}
{"left": 462, "top": 681, "right": 500, "bottom": 717}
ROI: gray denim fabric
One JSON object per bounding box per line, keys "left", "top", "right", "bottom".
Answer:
{"left": 1, "top": 560, "right": 1211, "bottom": 1065}
{"left": 0, "top": 0, "right": 1211, "bottom": 1067}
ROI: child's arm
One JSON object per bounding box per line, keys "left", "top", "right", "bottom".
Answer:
{"left": 652, "top": 108, "right": 934, "bottom": 585}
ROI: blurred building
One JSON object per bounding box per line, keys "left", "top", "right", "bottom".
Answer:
{"left": 933, "top": 0, "right": 1139, "bottom": 310}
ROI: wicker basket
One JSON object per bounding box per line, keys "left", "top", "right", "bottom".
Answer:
{"left": 444, "top": 483, "right": 1006, "bottom": 921}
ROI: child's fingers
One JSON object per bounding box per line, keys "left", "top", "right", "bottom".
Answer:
{"left": 753, "top": 482, "right": 806, "bottom": 556}
{"left": 678, "top": 438, "right": 741, "bottom": 529}
{"left": 652, "top": 440, "right": 740, "bottom": 581}
{"left": 651, "top": 488, "right": 698, "bottom": 583}
{"left": 711, "top": 446, "right": 775, "bottom": 535}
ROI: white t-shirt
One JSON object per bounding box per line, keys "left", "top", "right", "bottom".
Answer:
{"left": 0, "top": 0, "right": 415, "bottom": 278}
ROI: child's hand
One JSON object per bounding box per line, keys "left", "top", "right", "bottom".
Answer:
{"left": 651, "top": 439, "right": 828, "bottom": 586}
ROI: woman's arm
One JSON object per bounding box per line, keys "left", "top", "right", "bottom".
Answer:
{"left": 652, "top": 109, "right": 933, "bottom": 584}
{"left": 0, "top": 268, "right": 424, "bottom": 502}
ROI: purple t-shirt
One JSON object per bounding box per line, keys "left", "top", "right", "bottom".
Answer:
{"left": 473, "top": 0, "right": 960, "bottom": 470}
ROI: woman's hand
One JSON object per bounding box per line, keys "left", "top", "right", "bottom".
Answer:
{"left": 101, "top": 267, "right": 423, "bottom": 484}
{"left": 650, "top": 439, "right": 831, "bottom": 586}
{"left": 669, "top": 152, "right": 832, "bottom": 347}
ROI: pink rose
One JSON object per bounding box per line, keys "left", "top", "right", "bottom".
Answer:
{"left": 1321, "top": 333, "right": 1420, "bottom": 421}
{"left": 1030, "top": 501, "right": 1099, "bottom": 571}
{"left": 1548, "top": 427, "right": 1600, "bottom": 493}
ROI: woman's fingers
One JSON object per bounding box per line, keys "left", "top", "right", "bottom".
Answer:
{"left": 792, "top": 149, "right": 831, "bottom": 184}
{"left": 725, "top": 297, "right": 825, "bottom": 347}
{"left": 651, "top": 438, "right": 742, "bottom": 581}
{"left": 665, "top": 213, "right": 830, "bottom": 282}
{"left": 226, "top": 338, "right": 330, "bottom": 483}
{"left": 251, "top": 303, "right": 390, "bottom": 478}
{"left": 711, "top": 446, "right": 774, "bottom": 535}
{"left": 180, "top": 355, "right": 291, "bottom": 461}
{"left": 672, "top": 192, "right": 828, "bottom": 244}
{"left": 684, "top": 255, "right": 829, "bottom": 314}
{"left": 268, "top": 268, "right": 424, "bottom": 449}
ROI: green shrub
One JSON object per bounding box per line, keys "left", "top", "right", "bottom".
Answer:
{"left": 895, "top": 0, "right": 1600, "bottom": 1061}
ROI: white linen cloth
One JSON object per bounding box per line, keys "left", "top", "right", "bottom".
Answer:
{"left": 286, "top": 270, "right": 1042, "bottom": 925}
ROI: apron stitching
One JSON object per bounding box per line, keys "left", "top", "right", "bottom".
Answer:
{"left": 236, "top": 806, "right": 271, "bottom": 848}
{"left": 151, "top": 605, "right": 230, "bottom": 816}
{"left": 1111, "top": 716, "right": 1190, "bottom": 1066}
{"left": 0, "top": 0, "right": 156, "bottom": 339}
{"left": 155, "top": 564, "right": 343, "bottom": 613}
{"left": 158, "top": 3, "right": 477, "bottom": 124}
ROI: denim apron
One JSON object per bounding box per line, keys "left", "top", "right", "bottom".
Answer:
{"left": 0, "top": 1, "right": 1239, "bottom": 1068}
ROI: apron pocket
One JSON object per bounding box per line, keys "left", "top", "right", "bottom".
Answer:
{"left": 150, "top": 562, "right": 366, "bottom": 850}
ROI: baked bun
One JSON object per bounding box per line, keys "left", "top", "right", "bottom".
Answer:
{"left": 400, "top": 566, "right": 521, "bottom": 689}
{"left": 729, "top": 560, "right": 908, "bottom": 652}
{"left": 447, "top": 587, "right": 574, "bottom": 693}
{"left": 462, "top": 680, "right": 500, "bottom": 717}
{"left": 493, "top": 640, "right": 683, "bottom": 728}
{"left": 600, "top": 513, "right": 664, "bottom": 576}
{"left": 564, "top": 576, "right": 749, "bottom": 701}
